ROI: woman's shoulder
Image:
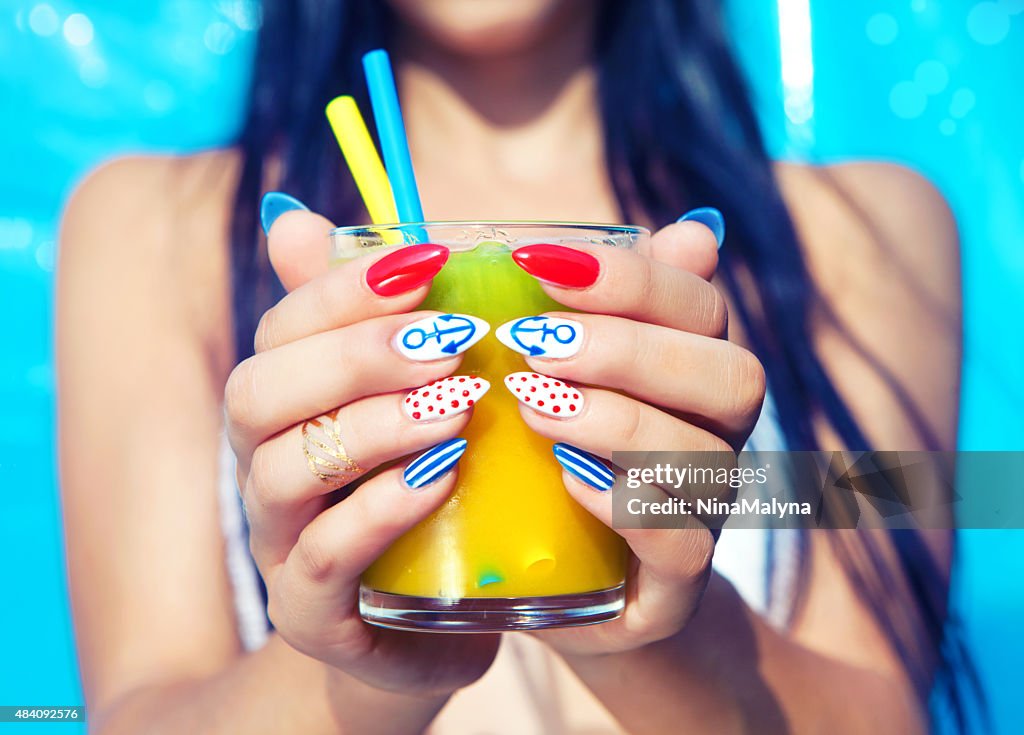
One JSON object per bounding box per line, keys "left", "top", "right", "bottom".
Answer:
{"left": 772, "top": 159, "right": 959, "bottom": 324}
{"left": 63, "top": 149, "right": 242, "bottom": 253}
{"left": 772, "top": 160, "right": 961, "bottom": 448}
{"left": 60, "top": 149, "right": 242, "bottom": 364}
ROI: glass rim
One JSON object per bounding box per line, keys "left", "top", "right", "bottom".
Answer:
{"left": 329, "top": 220, "right": 649, "bottom": 237}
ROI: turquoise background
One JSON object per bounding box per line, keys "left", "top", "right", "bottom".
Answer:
{"left": 0, "top": 1, "right": 1021, "bottom": 732}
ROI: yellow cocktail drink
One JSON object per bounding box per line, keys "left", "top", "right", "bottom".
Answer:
{"left": 331, "top": 223, "right": 644, "bottom": 631}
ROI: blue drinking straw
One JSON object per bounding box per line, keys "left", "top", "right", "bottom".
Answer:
{"left": 362, "top": 49, "right": 426, "bottom": 236}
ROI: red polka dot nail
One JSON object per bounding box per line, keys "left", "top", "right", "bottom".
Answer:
{"left": 403, "top": 375, "right": 490, "bottom": 422}
{"left": 503, "top": 372, "right": 583, "bottom": 418}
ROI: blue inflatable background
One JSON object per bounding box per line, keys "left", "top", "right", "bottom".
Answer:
{"left": 0, "top": 1, "right": 1021, "bottom": 731}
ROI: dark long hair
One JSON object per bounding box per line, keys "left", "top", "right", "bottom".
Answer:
{"left": 229, "top": 1, "right": 981, "bottom": 730}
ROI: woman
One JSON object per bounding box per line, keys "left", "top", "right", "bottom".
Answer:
{"left": 57, "top": 0, "right": 972, "bottom": 732}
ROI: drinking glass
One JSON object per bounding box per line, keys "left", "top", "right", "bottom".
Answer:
{"left": 330, "top": 222, "right": 647, "bottom": 631}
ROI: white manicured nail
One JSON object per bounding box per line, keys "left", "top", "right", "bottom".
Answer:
{"left": 504, "top": 372, "right": 583, "bottom": 418}
{"left": 403, "top": 376, "right": 490, "bottom": 422}
{"left": 496, "top": 316, "right": 583, "bottom": 359}
{"left": 395, "top": 314, "right": 489, "bottom": 361}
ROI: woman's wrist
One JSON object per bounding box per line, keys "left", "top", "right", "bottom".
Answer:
{"left": 542, "top": 575, "right": 767, "bottom": 735}
{"left": 324, "top": 665, "right": 453, "bottom": 735}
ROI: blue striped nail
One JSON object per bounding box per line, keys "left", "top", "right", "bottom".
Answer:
{"left": 404, "top": 438, "right": 468, "bottom": 490}
{"left": 677, "top": 207, "right": 725, "bottom": 249}
{"left": 260, "top": 192, "right": 309, "bottom": 235}
{"left": 553, "top": 443, "right": 615, "bottom": 491}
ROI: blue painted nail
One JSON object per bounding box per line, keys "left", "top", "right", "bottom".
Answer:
{"left": 260, "top": 192, "right": 309, "bottom": 235}
{"left": 404, "top": 438, "right": 468, "bottom": 490}
{"left": 553, "top": 443, "right": 615, "bottom": 491}
{"left": 677, "top": 207, "right": 725, "bottom": 249}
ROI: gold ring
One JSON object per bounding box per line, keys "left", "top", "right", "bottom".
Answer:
{"left": 301, "top": 410, "right": 363, "bottom": 485}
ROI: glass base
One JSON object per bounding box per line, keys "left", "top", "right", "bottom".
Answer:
{"left": 359, "top": 585, "right": 625, "bottom": 633}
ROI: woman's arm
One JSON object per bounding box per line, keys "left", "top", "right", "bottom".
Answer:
{"left": 57, "top": 155, "right": 448, "bottom": 734}
{"left": 91, "top": 636, "right": 449, "bottom": 735}
{"left": 531, "top": 163, "right": 960, "bottom": 734}
{"left": 561, "top": 570, "right": 925, "bottom": 734}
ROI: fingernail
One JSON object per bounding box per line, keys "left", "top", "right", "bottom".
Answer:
{"left": 511, "top": 244, "right": 600, "bottom": 289}
{"left": 403, "top": 376, "right": 490, "bottom": 422}
{"left": 260, "top": 192, "right": 309, "bottom": 235}
{"left": 677, "top": 207, "right": 725, "bottom": 249}
{"left": 504, "top": 372, "right": 583, "bottom": 417}
{"left": 553, "top": 443, "right": 615, "bottom": 491}
{"left": 395, "top": 314, "right": 489, "bottom": 362}
{"left": 367, "top": 244, "right": 450, "bottom": 297}
{"left": 496, "top": 316, "right": 583, "bottom": 359}
{"left": 404, "top": 438, "right": 468, "bottom": 490}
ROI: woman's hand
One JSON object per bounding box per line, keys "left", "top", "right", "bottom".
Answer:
{"left": 225, "top": 208, "right": 499, "bottom": 697}
{"left": 509, "top": 219, "right": 766, "bottom": 657}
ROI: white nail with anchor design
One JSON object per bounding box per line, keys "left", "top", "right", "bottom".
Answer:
{"left": 496, "top": 316, "right": 583, "bottom": 359}
{"left": 396, "top": 314, "right": 490, "bottom": 362}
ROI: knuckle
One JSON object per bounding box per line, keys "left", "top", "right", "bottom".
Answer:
{"left": 639, "top": 258, "right": 669, "bottom": 318}
{"left": 621, "top": 598, "right": 684, "bottom": 647}
{"left": 724, "top": 348, "right": 767, "bottom": 424}
{"left": 349, "top": 398, "right": 401, "bottom": 461}
{"left": 605, "top": 319, "right": 645, "bottom": 384}
{"left": 224, "top": 358, "right": 260, "bottom": 432}
{"left": 671, "top": 528, "right": 715, "bottom": 583}
{"left": 323, "top": 619, "right": 375, "bottom": 664}
{"left": 293, "top": 524, "right": 338, "bottom": 584}
{"left": 626, "top": 319, "right": 649, "bottom": 365}
{"left": 265, "top": 589, "right": 287, "bottom": 634}
{"left": 245, "top": 444, "right": 288, "bottom": 511}
{"left": 326, "top": 322, "right": 363, "bottom": 373}
{"left": 254, "top": 307, "right": 280, "bottom": 353}
{"left": 708, "top": 435, "right": 735, "bottom": 454}
{"left": 612, "top": 398, "right": 645, "bottom": 448}
{"left": 311, "top": 276, "right": 340, "bottom": 329}
{"left": 246, "top": 531, "right": 270, "bottom": 577}
{"left": 266, "top": 588, "right": 314, "bottom": 654}
{"left": 639, "top": 527, "right": 715, "bottom": 593}
{"left": 705, "top": 286, "right": 729, "bottom": 337}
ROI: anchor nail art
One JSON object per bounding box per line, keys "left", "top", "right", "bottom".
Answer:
{"left": 403, "top": 376, "right": 490, "bottom": 422}
{"left": 496, "top": 316, "right": 583, "bottom": 359}
{"left": 395, "top": 314, "right": 489, "bottom": 362}
{"left": 504, "top": 372, "right": 583, "bottom": 418}
{"left": 403, "top": 438, "right": 468, "bottom": 490}
{"left": 553, "top": 443, "right": 615, "bottom": 491}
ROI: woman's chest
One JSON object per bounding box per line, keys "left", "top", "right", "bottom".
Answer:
{"left": 416, "top": 160, "right": 622, "bottom": 225}
{"left": 426, "top": 634, "right": 625, "bottom": 735}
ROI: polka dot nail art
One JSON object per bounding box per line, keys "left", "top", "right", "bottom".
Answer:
{"left": 403, "top": 375, "right": 490, "bottom": 422}
{"left": 504, "top": 372, "right": 583, "bottom": 418}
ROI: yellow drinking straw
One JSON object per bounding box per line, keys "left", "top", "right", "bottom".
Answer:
{"left": 325, "top": 95, "right": 399, "bottom": 225}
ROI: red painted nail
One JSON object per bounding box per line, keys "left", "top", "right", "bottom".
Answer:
{"left": 511, "top": 244, "right": 600, "bottom": 289}
{"left": 366, "top": 244, "right": 449, "bottom": 296}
